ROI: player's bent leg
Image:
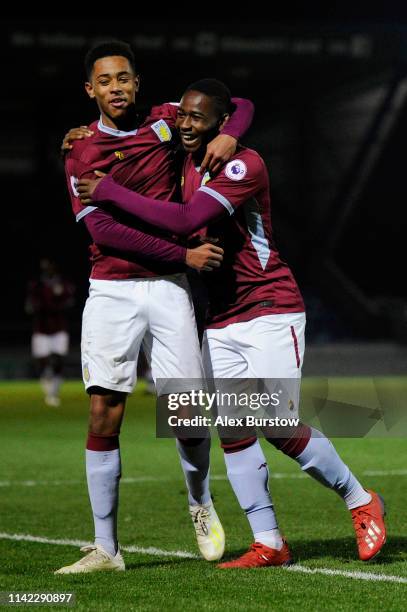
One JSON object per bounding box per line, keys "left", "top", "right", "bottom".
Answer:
{"left": 170, "top": 404, "right": 224, "bottom": 561}
{"left": 266, "top": 424, "right": 386, "bottom": 560}
{"left": 218, "top": 436, "right": 291, "bottom": 569}
{"left": 203, "top": 326, "right": 291, "bottom": 568}
{"left": 267, "top": 424, "right": 368, "bottom": 506}
{"left": 245, "top": 314, "right": 387, "bottom": 560}
{"left": 148, "top": 276, "right": 224, "bottom": 559}
{"left": 176, "top": 436, "right": 225, "bottom": 561}
{"left": 55, "top": 389, "right": 126, "bottom": 574}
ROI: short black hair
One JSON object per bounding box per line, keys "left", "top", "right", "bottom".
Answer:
{"left": 184, "top": 78, "right": 232, "bottom": 117}
{"left": 84, "top": 40, "right": 137, "bottom": 79}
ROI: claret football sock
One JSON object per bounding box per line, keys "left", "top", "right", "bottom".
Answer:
{"left": 86, "top": 433, "right": 121, "bottom": 557}
{"left": 223, "top": 440, "right": 281, "bottom": 537}
{"left": 295, "top": 427, "right": 371, "bottom": 509}
{"left": 176, "top": 437, "right": 211, "bottom": 506}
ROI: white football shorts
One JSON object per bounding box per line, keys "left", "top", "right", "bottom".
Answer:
{"left": 81, "top": 274, "right": 204, "bottom": 395}
{"left": 32, "top": 331, "right": 69, "bottom": 358}
{"left": 202, "top": 313, "right": 306, "bottom": 378}
{"left": 202, "top": 313, "right": 306, "bottom": 417}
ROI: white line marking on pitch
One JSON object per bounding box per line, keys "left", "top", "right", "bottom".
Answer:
{"left": 0, "top": 533, "right": 198, "bottom": 559}
{"left": 0, "top": 477, "right": 168, "bottom": 487}
{"left": 364, "top": 469, "right": 407, "bottom": 476}
{"left": 0, "top": 532, "right": 406, "bottom": 584}
{"left": 287, "top": 564, "right": 407, "bottom": 584}
{"left": 0, "top": 474, "right": 304, "bottom": 487}
{"left": 0, "top": 469, "right": 405, "bottom": 488}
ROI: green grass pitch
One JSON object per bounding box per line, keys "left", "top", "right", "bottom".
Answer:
{"left": 0, "top": 380, "right": 406, "bottom": 611}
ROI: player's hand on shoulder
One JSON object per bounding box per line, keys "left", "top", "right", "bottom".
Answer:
{"left": 200, "top": 134, "right": 237, "bottom": 175}
{"left": 186, "top": 242, "right": 224, "bottom": 272}
{"left": 61, "top": 126, "right": 94, "bottom": 154}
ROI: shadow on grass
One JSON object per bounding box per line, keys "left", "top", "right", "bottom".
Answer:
{"left": 219, "top": 536, "right": 407, "bottom": 566}
{"left": 125, "top": 557, "right": 202, "bottom": 571}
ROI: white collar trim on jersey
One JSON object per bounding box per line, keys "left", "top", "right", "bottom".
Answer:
{"left": 97, "top": 117, "right": 138, "bottom": 137}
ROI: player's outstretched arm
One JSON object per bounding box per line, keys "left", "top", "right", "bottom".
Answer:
{"left": 77, "top": 176, "right": 227, "bottom": 236}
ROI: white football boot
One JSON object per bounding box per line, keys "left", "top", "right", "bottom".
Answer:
{"left": 54, "top": 544, "right": 125, "bottom": 574}
{"left": 189, "top": 501, "right": 225, "bottom": 561}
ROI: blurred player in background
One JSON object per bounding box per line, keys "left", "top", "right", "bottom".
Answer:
{"left": 56, "top": 41, "right": 254, "bottom": 574}
{"left": 25, "top": 258, "right": 75, "bottom": 407}
{"left": 78, "top": 78, "right": 387, "bottom": 568}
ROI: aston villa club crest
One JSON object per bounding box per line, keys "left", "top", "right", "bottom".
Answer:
{"left": 151, "top": 119, "right": 172, "bottom": 142}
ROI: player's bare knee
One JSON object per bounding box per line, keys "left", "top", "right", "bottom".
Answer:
{"left": 89, "top": 387, "right": 126, "bottom": 434}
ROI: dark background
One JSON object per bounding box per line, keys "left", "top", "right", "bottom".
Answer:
{"left": 2, "top": 14, "right": 407, "bottom": 359}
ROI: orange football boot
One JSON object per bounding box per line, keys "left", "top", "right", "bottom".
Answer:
{"left": 351, "top": 489, "right": 386, "bottom": 561}
{"left": 217, "top": 540, "right": 292, "bottom": 569}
